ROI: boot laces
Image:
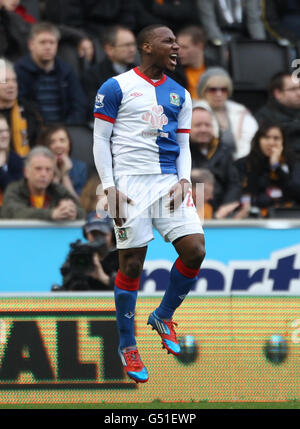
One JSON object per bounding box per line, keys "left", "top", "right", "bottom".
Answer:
{"left": 124, "top": 349, "right": 142, "bottom": 369}
{"left": 164, "top": 320, "right": 178, "bottom": 341}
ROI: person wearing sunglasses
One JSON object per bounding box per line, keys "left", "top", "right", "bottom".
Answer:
{"left": 196, "top": 67, "right": 258, "bottom": 160}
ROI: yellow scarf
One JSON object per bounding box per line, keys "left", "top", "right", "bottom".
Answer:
{"left": 10, "top": 101, "right": 30, "bottom": 158}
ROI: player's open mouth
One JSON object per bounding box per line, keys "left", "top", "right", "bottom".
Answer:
{"left": 169, "top": 54, "right": 178, "bottom": 66}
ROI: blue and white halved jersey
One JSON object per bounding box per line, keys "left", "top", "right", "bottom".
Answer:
{"left": 94, "top": 67, "right": 192, "bottom": 177}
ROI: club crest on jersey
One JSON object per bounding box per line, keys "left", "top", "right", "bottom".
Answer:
{"left": 142, "top": 105, "right": 168, "bottom": 129}
{"left": 170, "top": 92, "right": 180, "bottom": 106}
{"left": 95, "top": 93, "right": 105, "bottom": 108}
{"left": 117, "top": 227, "right": 127, "bottom": 241}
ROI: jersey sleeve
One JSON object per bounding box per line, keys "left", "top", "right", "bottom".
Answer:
{"left": 93, "top": 78, "right": 123, "bottom": 123}
{"left": 177, "top": 90, "right": 192, "bottom": 133}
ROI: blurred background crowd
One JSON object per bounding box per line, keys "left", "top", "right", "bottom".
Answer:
{"left": 1, "top": 0, "right": 300, "bottom": 226}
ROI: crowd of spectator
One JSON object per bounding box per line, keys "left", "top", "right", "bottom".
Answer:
{"left": 1, "top": 0, "right": 300, "bottom": 226}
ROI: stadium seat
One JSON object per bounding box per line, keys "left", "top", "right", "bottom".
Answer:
{"left": 204, "top": 41, "right": 228, "bottom": 70}
{"left": 231, "top": 89, "right": 268, "bottom": 113}
{"left": 92, "top": 38, "right": 106, "bottom": 64}
{"left": 57, "top": 42, "right": 81, "bottom": 76}
{"left": 66, "top": 125, "right": 96, "bottom": 177}
{"left": 267, "top": 207, "right": 300, "bottom": 219}
{"left": 228, "top": 40, "right": 292, "bottom": 112}
{"left": 229, "top": 40, "right": 292, "bottom": 91}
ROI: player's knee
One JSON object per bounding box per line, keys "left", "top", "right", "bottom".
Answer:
{"left": 123, "top": 258, "right": 143, "bottom": 279}
{"left": 186, "top": 240, "right": 206, "bottom": 268}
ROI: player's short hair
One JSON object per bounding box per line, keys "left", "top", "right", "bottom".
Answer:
{"left": 177, "top": 25, "right": 206, "bottom": 45}
{"left": 25, "top": 146, "right": 56, "bottom": 168}
{"left": 136, "top": 24, "right": 169, "bottom": 54}
{"left": 29, "top": 22, "right": 61, "bottom": 41}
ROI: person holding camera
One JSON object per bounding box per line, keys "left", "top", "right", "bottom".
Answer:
{"left": 53, "top": 211, "right": 119, "bottom": 291}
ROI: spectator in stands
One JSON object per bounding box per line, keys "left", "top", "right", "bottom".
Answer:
{"left": 77, "top": 35, "right": 97, "bottom": 76}
{"left": 196, "top": 67, "right": 258, "bottom": 160}
{"left": 234, "top": 122, "right": 300, "bottom": 218}
{"left": 0, "top": 114, "right": 23, "bottom": 208}
{"left": 15, "top": 22, "right": 88, "bottom": 125}
{"left": 0, "top": 0, "right": 30, "bottom": 61}
{"left": 82, "top": 25, "right": 137, "bottom": 120}
{"left": 38, "top": 124, "right": 88, "bottom": 198}
{"left": 255, "top": 72, "right": 300, "bottom": 162}
{"left": 190, "top": 106, "right": 241, "bottom": 218}
{"left": 197, "top": 0, "right": 266, "bottom": 45}
{"left": 166, "top": 25, "right": 219, "bottom": 100}
{"left": 2, "top": 0, "right": 36, "bottom": 23}
{"left": 0, "top": 58, "right": 43, "bottom": 158}
{"left": 42, "top": 0, "right": 136, "bottom": 40}
{"left": 191, "top": 168, "right": 215, "bottom": 220}
{"left": 135, "top": 0, "right": 200, "bottom": 34}
{"left": 261, "top": 0, "right": 300, "bottom": 46}
{"left": 42, "top": 21, "right": 98, "bottom": 82}
{"left": 1, "top": 146, "right": 85, "bottom": 220}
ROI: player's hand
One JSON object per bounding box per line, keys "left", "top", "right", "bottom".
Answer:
{"left": 105, "top": 186, "right": 135, "bottom": 226}
{"left": 166, "top": 179, "right": 191, "bottom": 213}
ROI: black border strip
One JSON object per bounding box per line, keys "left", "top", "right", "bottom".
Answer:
{"left": 0, "top": 383, "right": 137, "bottom": 390}
{"left": 0, "top": 311, "right": 115, "bottom": 317}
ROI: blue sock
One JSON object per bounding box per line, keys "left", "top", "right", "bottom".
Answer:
{"left": 114, "top": 286, "right": 138, "bottom": 349}
{"left": 155, "top": 258, "right": 200, "bottom": 320}
{"left": 114, "top": 270, "right": 140, "bottom": 349}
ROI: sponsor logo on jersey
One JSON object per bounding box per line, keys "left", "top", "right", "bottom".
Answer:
{"left": 95, "top": 93, "right": 105, "bottom": 108}
{"left": 142, "top": 131, "right": 169, "bottom": 138}
{"left": 130, "top": 92, "right": 143, "bottom": 97}
{"left": 170, "top": 92, "right": 180, "bottom": 106}
{"left": 142, "top": 105, "right": 168, "bottom": 129}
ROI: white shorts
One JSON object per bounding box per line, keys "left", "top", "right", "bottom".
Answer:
{"left": 113, "top": 174, "right": 204, "bottom": 249}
